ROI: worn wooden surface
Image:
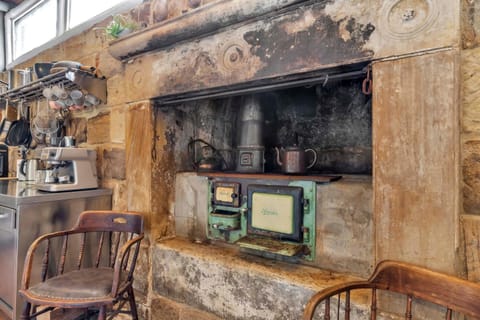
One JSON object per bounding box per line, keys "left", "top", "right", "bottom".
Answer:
{"left": 373, "top": 50, "right": 460, "bottom": 273}
{"left": 125, "top": 101, "right": 157, "bottom": 241}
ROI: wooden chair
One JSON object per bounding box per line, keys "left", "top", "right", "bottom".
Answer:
{"left": 19, "top": 210, "right": 144, "bottom": 320}
{"left": 303, "top": 260, "right": 480, "bottom": 320}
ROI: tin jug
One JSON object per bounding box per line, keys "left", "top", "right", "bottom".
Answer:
{"left": 17, "top": 159, "right": 38, "bottom": 181}
{"left": 274, "top": 146, "right": 317, "bottom": 174}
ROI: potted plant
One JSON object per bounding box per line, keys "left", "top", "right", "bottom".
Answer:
{"left": 101, "top": 14, "right": 139, "bottom": 40}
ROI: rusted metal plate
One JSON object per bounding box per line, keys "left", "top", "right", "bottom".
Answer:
{"left": 373, "top": 50, "right": 460, "bottom": 273}
{"left": 237, "top": 236, "right": 304, "bottom": 256}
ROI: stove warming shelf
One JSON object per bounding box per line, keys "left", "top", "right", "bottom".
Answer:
{"left": 197, "top": 172, "right": 342, "bottom": 183}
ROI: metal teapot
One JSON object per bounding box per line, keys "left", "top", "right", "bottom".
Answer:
{"left": 274, "top": 145, "right": 317, "bottom": 174}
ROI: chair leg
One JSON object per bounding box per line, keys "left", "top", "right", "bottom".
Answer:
{"left": 20, "top": 302, "right": 31, "bottom": 320}
{"left": 126, "top": 286, "right": 139, "bottom": 320}
{"left": 98, "top": 305, "right": 107, "bottom": 320}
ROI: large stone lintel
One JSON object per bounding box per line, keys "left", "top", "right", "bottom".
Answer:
{"left": 118, "top": 0, "right": 459, "bottom": 102}
{"left": 121, "top": 1, "right": 374, "bottom": 102}
{"left": 108, "top": 0, "right": 307, "bottom": 61}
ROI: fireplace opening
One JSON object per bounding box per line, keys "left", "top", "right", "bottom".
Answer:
{"left": 156, "top": 66, "right": 372, "bottom": 175}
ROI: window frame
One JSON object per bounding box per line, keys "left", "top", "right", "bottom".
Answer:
{"left": 4, "top": 0, "right": 141, "bottom": 69}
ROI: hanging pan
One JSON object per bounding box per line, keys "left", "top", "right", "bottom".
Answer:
{"left": 5, "top": 103, "right": 31, "bottom": 147}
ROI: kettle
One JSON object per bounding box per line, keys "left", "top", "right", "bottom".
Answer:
{"left": 274, "top": 145, "right": 317, "bottom": 174}
{"left": 188, "top": 139, "right": 224, "bottom": 172}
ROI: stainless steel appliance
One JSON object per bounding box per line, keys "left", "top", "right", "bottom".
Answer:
{"left": 0, "top": 205, "right": 15, "bottom": 313}
{"left": 36, "top": 147, "right": 98, "bottom": 192}
{"left": 0, "top": 181, "right": 111, "bottom": 320}
{"left": 207, "top": 177, "right": 316, "bottom": 261}
{"left": 235, "top": 95, "right": 264, "bottom": 173}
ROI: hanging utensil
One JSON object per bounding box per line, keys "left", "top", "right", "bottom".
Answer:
{"left": 5, "top": 101, "right": 32, "bottom": 147}
{"left": 32, "top": 100, "right": 59, "bottom": 135}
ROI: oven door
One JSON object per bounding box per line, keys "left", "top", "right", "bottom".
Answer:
{"left": 247, "top": 184, "right": 303, "bottom": 242}
{"left": 212, "top": 182, "right": 241, "bottom": 207}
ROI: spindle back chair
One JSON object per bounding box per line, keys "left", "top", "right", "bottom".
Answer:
{"left": 19, "top": 210, "right": 144, "bottom": 320}
{"left": 303, "top": 260, "right": 480, "bottom": 320}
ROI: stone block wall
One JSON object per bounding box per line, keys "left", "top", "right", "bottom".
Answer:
{"left": 8, "top": 4, "right": 219, "bottom": 317}
{"left": 9, "top": 3, "right": 175, "bottom": 317}
{"left": 461, "top": 1, "right": 480, "bottom": 281}
{"left": 3, "top": 0, "right": 477, "bottom": 318}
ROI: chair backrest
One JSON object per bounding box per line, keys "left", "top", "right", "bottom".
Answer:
{"left": 369, "top": 260, "right": 480, "bottom": 318}
{"left": 31, "top": 211, "right": 144, "bottom": 283}
{"left": 70, "top": 211, "right": 144, "bottom": 271}
{"left": 304, "top": 260, "right": 480, "bottom": 319}
{"left": 73, "top": 210, "right": 144, "bottom": 234}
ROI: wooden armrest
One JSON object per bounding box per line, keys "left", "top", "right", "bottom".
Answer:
{"left": 21, "top": 229, "right": 79, "bottom": 290}
{"left": 304, "top": 260, "right": 480, "bottom": 320}
{"left": 303, "top": 281, "right": 372, "bottom": 320}
{"left": 111, "top": 234, "right": 144, "bottom": 295}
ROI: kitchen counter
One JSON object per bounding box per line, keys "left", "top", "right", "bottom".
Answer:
{"left": 0, "top": 180, "right": 112, "bottom": 207}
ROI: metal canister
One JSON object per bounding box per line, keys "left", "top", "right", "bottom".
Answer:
{"left": 236, "top": 95, "right": 264, "bottom": 173}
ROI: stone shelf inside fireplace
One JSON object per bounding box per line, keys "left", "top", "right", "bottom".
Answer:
{"left": 197, "top": 171, "right": 343, "bottom": 183}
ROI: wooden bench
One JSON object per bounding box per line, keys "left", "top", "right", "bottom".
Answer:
{"left": 303, "top": 260, "right": 480, "bottom": 319}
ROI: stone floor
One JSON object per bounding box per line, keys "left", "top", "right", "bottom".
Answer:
{"left": 0, "top": 307, "right": 131, "bottom": 320}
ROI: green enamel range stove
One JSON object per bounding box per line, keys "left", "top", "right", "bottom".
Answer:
{"left": 207, "top": 177, "right": 316, "bottom": 261}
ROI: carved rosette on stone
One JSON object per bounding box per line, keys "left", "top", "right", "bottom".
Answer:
{"left": 380, "top": 0, "right": 439, "bottom": 40}
{"left": 221, "top": 44, "right": 247, "bottom": 72}
{"left": 369, "top": 0, "right": 457, "bottom": 58}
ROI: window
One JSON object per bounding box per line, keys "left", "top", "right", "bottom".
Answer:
{"left": 67, "top": 0, "right": 130, "bottom": 29}
{"left": 4, "top": 0, "right": 141, "bottom": 68}
{"left": 13, "top": 0, "right": 57, "bottom": 59}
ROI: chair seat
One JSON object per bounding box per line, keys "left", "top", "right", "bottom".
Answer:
{"left": 28, "top": 267, "right": 116, "bottom": 300}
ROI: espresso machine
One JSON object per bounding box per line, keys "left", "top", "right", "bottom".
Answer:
{"left": 36, "top": 147, "right": 98, "bottom": 192}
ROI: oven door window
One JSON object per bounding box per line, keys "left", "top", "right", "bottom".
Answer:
{"left": 247, "top": 185, "right": 303, "bottom": 242}
{"left": 251, "top": 193, "right": 294, "bottom": 234}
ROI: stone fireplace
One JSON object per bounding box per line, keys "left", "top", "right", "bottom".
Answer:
{"left": 118, "top": 0, "right": 465, "bottom": 318}
{"left": 10, "top": 0, "right": 480, "bottom": 319}
{"left": 109, "top": 0, "right": 466, "bottom": 319}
